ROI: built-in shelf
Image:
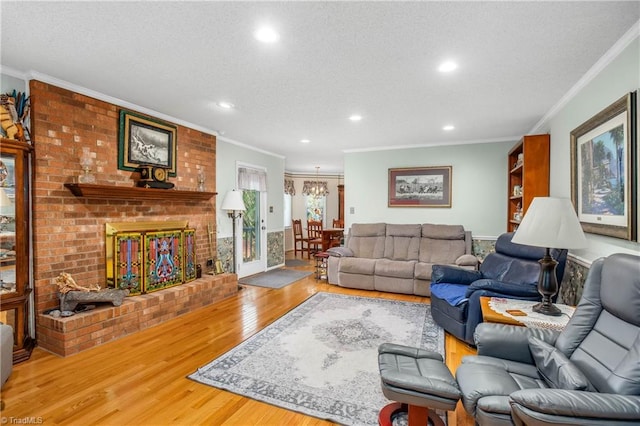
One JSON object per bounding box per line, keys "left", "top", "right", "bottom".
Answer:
{"left": 64, "top": 183, "right": 216, "bottom": 201}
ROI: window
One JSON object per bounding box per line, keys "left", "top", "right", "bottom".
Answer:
{"left": 306, "top": 196, "right": 325, "bottom": 224}
{"left": 284, "top": 193, "right": 292, "bottom": 227}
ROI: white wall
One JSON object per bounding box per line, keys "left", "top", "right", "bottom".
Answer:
{"left": 344, "top": 141, "right": 514, "bottom": 236}
{"left": 216, "top": 139, "right": 285, "bottom": 239}
{"left": 543, "top": 36, "right": 640, "bottom": 262}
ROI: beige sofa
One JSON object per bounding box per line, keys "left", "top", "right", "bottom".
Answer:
{"left": 327, "top": 223, "right": 477, "bottom": 296}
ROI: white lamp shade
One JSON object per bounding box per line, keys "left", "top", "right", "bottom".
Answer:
{"left": 220, "top": 189, "right": 246, "bottom": 212}
{"left": 512, "top": 197, "right": 587, "bottom": 249}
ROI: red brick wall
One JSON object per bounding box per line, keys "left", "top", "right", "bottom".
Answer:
{"left": 29, "top": 80, "right": 217, "bottom": 315}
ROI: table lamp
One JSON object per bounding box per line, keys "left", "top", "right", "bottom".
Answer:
{"left": 511, "top": 197, "right": 587, "bottom": 316}
{"left": 220, "top": 189, "right": 246, "bottom": 274}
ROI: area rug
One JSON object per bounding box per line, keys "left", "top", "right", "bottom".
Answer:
{"left": 189, "top": 292, "right": 445, "bottom": 425}
{"left": 238, "top": 268, "right": 313, "bottom": 289}
{"left": 284, "top": 258, "right": 309, "bottom": 267}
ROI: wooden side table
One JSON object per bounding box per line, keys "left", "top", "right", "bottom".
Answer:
{"left": 480, "top": 297, "right": 522, "bottom": 326}
{"left": 315, "top": 252, "right": 330, "bottom": 280}
{"left": 480, "top": 296, "right": 574, "bottom": 331}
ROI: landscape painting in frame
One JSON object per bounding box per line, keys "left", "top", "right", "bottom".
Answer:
{"left": 570, "top": 92, "right": 637, "bottom": 240}
{"left": 118, "top": 109, "right": 177, "bottom": 177}
{"left": 388, "top": 166, "right": 452, "bottom": 207}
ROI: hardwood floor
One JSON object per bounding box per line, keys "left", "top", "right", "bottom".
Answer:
{"left": 0, "top": 255, "right": 476, "bottom": 425}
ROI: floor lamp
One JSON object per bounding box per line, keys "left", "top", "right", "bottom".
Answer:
{"left": 511, "top": 197, "right": 587, "bottom": 316}
{"left": 220, "top": 190, "right": 246, "bottom": 275}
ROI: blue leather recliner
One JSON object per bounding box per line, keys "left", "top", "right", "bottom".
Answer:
{"left": 429, "top": 232, "right": 567, "bottom": 345}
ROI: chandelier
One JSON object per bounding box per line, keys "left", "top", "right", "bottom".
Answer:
{"left": 311, "top": 166, "right": 326, "bottom": 197}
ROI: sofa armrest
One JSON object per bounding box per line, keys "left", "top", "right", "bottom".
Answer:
{"left": 326, "top": 246, "right": 354, "bottom": 257}
{"left": 455, "top": 254, "right": 479, "bottom": 268}
{"left": 466, "top": 279, "right": 540, "bottom": 298}
{"left": 432, "top": 265, "right": 482, "bottom": 285}
{"left": 510, "top": 389, "right": 640, "bottom": 424}
{"left": 474, "top": 323, "right": 559, "bottom": 364}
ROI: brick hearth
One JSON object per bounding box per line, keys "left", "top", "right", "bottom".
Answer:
{"left": 38, "top": 274, "right": 237, "bottom": 357}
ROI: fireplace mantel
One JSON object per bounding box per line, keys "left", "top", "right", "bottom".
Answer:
{"left": 64, "top": 183, "right": 216, "bottom": 201}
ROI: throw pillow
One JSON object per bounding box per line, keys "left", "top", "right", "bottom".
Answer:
{"left": 528, "top": 337, "right": 594, "bottom": 391}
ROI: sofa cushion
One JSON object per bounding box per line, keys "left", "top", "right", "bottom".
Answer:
{"left": 384, "top": 224, "right": 421, "bottom": 261}
{"left": 422, "top": 224, "right": 466, "bottom": 240}
{"left": 419, "top": 238, "right": 466, "bottom": 264}
{"left": 346, "top": 223, "right": 386, "bottom": 258}
{"left": 375, "top": 259, "right": 416, "bottom": 279}
{"left": 340, "top": 257, "right": 377, "bottom": 275}
{"left": 528, "top": 337, "right": 594, "bottom": 391}
{"left": 414, "top": 262, "right": 435, "bottom": 280}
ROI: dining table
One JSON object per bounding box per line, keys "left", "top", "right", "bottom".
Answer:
{"left": 320, "top": 228, "right": 344, "bottom": 251}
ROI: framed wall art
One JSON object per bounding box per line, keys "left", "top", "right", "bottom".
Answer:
{"left": 570, "top": 91, "right": 637, "bottom": 240}
{"left": 118, "top": 109, "right": 177, "bottom": 177}
{"left": 388, "top": 166, "right": 452, "bottom": 207}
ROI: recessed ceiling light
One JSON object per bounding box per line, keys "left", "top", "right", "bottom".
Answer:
{"left": 216, "top": 101, "right": 234, "bottom": 109}
{"left": 438, "top": 61, "right": 458, "bottom": 73}
{"left": 349, "top": 115, "right": 363, "bottom": 122}
{"left": 300, "top": 139, "right": 310, "bottom": 144}
{"left": 443, "top": 125, "right": 455, "bottom": 131}
{"left": 255, "top": 26, "right": 279, "bottom": 43}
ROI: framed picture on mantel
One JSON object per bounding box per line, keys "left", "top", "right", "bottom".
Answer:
{"left": 570, "top": 91, "right": 637, "bottom": 240}
{"left": 118, "top": 109, "right": 178, "bottom": 177}
{"left": 388, "top": 166, "right": 452, "bottom": 207}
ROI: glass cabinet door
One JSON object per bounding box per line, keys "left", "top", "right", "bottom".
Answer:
{"left": 0, "top": 153, "right": 17, "bottom": 296}
{"left": 0, "top": 138, "right": 34, "bottom": 363}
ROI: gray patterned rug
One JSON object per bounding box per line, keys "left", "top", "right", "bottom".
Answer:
{"left": 189, "top": 292, "right": 445, "bottom": 425}
{"left": 238, "top": 268, "right": 313, "bottom": 289}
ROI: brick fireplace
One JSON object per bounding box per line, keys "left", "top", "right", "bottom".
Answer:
{"left": 29, "top": 80, "right": 236, "bottom": 356}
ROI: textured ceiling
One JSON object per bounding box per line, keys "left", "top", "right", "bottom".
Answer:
{"left": 1, "top": 2, "right": 638, "bottom": 173}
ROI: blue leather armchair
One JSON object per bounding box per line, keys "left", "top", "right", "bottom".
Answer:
{"left": 429, "top": 232, "right": 567, "bottom": 345}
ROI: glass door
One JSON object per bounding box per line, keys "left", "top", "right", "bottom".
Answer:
{"left": 239, "top": 189, "right": 266, "bottom": 277}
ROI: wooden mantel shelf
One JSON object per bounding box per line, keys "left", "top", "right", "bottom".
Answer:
{"left": 64, "top": 183, "right": 216, "bottom": 201}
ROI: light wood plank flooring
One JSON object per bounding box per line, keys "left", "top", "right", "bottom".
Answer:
{"left": 0, "top": 255, "right": 476, "bottom": 425}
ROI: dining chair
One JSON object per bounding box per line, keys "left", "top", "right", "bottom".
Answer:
{"left": 292, "top": 219, "right": 309, "bottom": 258}
{"left": 307, "top": 220, "right": 323, "bottom": 258}
{"left": 332, "top": 218, "right": 344, "bottom": 228}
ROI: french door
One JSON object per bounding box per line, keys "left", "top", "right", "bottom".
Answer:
{"left": 238, "top": 189, "right": 267, "bottom": 277}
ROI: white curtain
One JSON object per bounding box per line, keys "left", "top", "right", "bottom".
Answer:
{"left": 238, "top": 167, "right": 267, "bottom": 192}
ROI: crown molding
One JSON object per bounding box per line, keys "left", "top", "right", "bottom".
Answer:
{"left": 14, "top": 69, "right": 284, "bottom": 160}
{"left": 529, "top": 20, "right": 640, "bottom": 134}
{"left": 342, "top": 136, "right": 518, "bottom": 154}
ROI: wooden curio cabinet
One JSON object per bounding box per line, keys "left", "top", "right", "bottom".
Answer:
{"left": 0, "top": 138, "right": 35, "bottom": 363}
{"left": 507, "top": 134, "right": 550, "bottom": 232}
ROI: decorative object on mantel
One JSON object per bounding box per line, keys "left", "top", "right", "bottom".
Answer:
{"left": 55, "top": 272, "right": 129, "bottom": 312}
{"left": 197, "top": 167, "right": 206, "bottom": 191}
{"left": 78, "top": 147, "right": 96, "bottom": 184}
{"left": 135, "top": 164, "right": 174, "bottom": 189}
{"left": 511, "top": 197, "right": 587, "bottom": 316}
{"left": 118, "top": 109, "right": 178, "bottom": 177}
